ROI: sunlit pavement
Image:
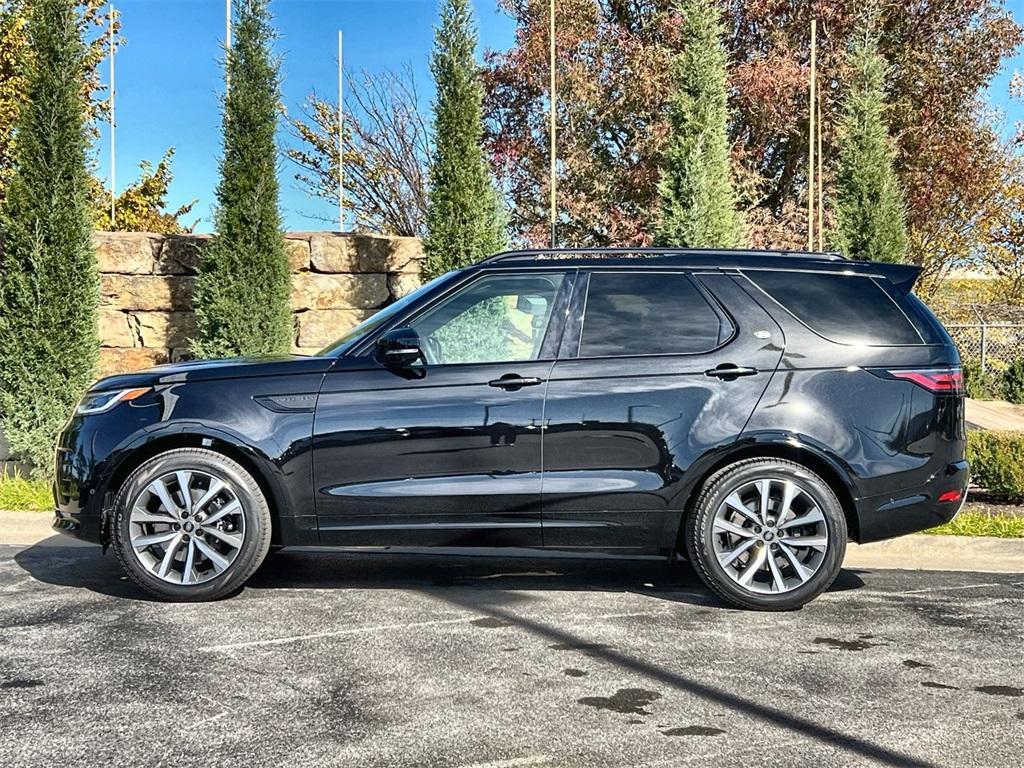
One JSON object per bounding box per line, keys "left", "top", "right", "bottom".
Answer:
{"left": 1, "top": 541, "right": 1022, "bottom": 768}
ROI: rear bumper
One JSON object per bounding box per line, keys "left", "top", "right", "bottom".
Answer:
{"left": 855, "top": 460, "right": 969, "bottom": 543}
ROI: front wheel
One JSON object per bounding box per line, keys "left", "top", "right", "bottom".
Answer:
{"left": 684, "top": 458, "right": 847, "bottom": 611}
{"left": 112, "top": 448, "right": 272, "bottom": 601}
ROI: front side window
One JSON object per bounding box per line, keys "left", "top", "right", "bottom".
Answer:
{"left": 408, "top": 273, "right": 565, "bottom": 365}
{"left": 316, "top": 272, "right": 456, "bottom": 356}
{"left": 579, "top": 272, "right": 728, "bottom": 358}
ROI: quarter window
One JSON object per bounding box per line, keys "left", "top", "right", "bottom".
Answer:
{"left": 747, "top": 271, "right": 922, "bottom": 345}
{"left": 579, "top": 273, "right": 728, "bottom": 357}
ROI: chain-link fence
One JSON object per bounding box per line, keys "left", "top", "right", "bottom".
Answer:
{"left": 946, "top": 323, "right": 1024, "bottom": 371}
{"left": 937, "top": 303, "right": 1024, "bottom": 372}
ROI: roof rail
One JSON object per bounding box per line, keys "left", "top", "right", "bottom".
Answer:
{"left": 479, "top": 247, "right": 846, "bottom": 264}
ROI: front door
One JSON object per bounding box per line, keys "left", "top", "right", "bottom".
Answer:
{"left": 313, "top": 270, "right": 573, "bottom": 547}
{"left": 542, "top": 271, "right": 784, "bottom": 552}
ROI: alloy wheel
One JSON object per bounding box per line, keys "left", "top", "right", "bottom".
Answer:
{"left": 711, "top": 477, "right": 829, "bottom": 594}
{"left": 128, "top": 469, "right": 246, "bottom": 585}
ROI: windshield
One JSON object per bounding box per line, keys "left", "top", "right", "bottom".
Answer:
{"left": 315, "top": 272, "right": 456, "bottom": 356}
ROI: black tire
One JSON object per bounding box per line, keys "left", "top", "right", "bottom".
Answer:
{"left": 684, "top": 458, "right": 847, "bottom": 611}
{"left": 112, "top": 448, "right": 272, "bottom": 602}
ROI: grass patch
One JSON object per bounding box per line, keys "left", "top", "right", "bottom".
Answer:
{"left": 925, "top": 510, "right": 1024, "bottom": 539}
{"left": 0, "top": 469, "right": 52, "bottom": 512}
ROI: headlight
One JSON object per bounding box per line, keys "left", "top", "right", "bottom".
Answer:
{"left": 76, "top": 387, "right": 152, "bottom": 415}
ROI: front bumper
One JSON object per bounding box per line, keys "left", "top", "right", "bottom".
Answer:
{"left": 855, "top": 459, "right": 970, "bottom": 543}
{"left": 52, "top": 508, "right": 104, "bottom": 545}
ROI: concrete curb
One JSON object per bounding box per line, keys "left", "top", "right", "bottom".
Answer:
{"left": 0, "top": 510, "right": 92, "bottom": 547}
{"left": 845, "top": 534, "right": 1023, "bottom": 573}
{"left": 2, "top": 510, "right": 1022, "bottom": 571}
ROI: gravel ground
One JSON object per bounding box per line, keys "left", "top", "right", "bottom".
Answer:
{"left": 1, "top": 541, "right": 1022, "bottom": 768}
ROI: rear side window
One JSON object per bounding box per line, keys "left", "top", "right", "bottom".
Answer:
{"left": 579, "top": 272, "right": 729, "bottom": 357}
{"left": 747, "top": 271, "right": 923, "bottom": 345}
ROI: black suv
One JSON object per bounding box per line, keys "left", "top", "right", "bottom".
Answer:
{"left": 53, "top": 248, "right": 967, "bottom": 609}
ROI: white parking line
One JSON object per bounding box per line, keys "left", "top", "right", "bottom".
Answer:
{"left": 199, "top": 616, "right": 473, "bottom": 652}
{"left": 199, "top": 607, "right": 669, "bottom": 653}
{"left": 459, "top": 757, "right": 554, "bottom": 768}
{"left": 895, "top": 582, "right": 1000, "bottom": 595}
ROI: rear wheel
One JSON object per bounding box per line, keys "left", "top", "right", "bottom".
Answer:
{"left": 685, "top": 458, "right": 847, "bottom": 611}
{"left": 112, "top": 448, "right": 272, "bottom": 601}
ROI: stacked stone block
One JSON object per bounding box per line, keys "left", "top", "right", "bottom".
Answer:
{"left": 93, "top": 231, "right": 424, "bottom": 377}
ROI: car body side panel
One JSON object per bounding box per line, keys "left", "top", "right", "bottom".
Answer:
{"left": 540, "top": 273, "right": 785, "bottom": 553}
{"left": 54, "top": 366, "right": 325, "bottom": 545}
{"left": 311, "top": 356, "right": 551, "bottom": 547}
{"left": 732, "top": 274, "right": 966, "bottom": 543}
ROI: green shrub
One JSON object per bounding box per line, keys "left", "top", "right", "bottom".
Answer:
{"left": 423, "top": 0, "right": 506, "bottom": 279}
{"left": 193, "top": 0, "right": 291, "bottom": 358}
{"left": 832, "top": 30, "right": 908, "bottom": 263}
{"left": 925, "top": 510, "right": 1024, "bottom": 539}
{"left": 0, "top": 0, "right": 98, "bottom": 478}
{"left": 967, "top": 430, "right": 1024, "bottom": 502}
{"left": 1000, "top": 358, "right": 1024, "bottom": 404}
{"left": 963, "top": 362, "right": 1002, "bottom": 400}
{"left": 655, "top": 0, "right": 742, "bottom": 248}
{"left": 0, "top": 467, "right": 52, "bottom": 512}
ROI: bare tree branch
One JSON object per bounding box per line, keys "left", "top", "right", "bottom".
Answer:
{"left": 284, "top": 65, "right": 429, "bottom": 237}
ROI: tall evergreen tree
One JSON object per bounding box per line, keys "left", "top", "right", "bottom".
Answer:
{"left": 423, "top": 0, "right": 505, "bottom": 278}
{"left": 832, "top": 32, "right": 908, "bottom": 263}
{"left": 0, "top": 0, "right": 98, "bottom": 476}
{"left": 656, "top": 0, "right": 742, "bottom": 248}
{"left": 194, "top": 0, "right": 290, "bottom": 357}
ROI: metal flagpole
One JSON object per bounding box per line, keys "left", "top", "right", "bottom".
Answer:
{"left": 808, "top": 19, "right": 816, "bottom": 252}
{"left": 109, "top": 3, "right": 115, "bottom": 227}
{"left": 338, "top": 30, "right": 344, "bottom": 232}
{"left": 817, "top": 95, "right": 824, "bottom": 251}
{"left": 548, "top": 0, "right": 556, "bottom": 248}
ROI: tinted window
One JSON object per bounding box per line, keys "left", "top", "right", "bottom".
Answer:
{"left": 579, "top": 273, "right": 727, "bottom": 357}
{"left": 748, "top": 271, "right": 922, "bottom": 345}
{"left": 409, "top": 273, "right": 565, "bottom": 365}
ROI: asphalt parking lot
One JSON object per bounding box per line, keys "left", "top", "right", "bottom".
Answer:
{"left": 1, "top": 541, "right": 1022, "bottom": 768}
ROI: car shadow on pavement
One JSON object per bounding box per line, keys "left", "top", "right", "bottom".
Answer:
{"left": 12, "top": 536, "right": 865, "bottom": 606}
{"left": 427, "top": 586, "right": 934, "bottom": 768}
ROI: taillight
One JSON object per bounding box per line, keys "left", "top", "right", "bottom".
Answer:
{"left": 888, "top": 368, "right": 964, "bottom": 394}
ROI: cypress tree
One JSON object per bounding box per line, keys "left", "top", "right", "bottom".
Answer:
{"left": 832, "top": 33, "right": 908, "bottom": 263}
{"left": 0, "top": 0, "right": 98, "bottom": 476}
{"left": 194, "top": 0, "right": 291, "bottom": 358}
{"left": 423, "top": 0, "right": 505, "bottom": 279}
{"left": 656, "top": 0, "right": 742, "bottom": 248}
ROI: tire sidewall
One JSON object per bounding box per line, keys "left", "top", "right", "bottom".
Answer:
{"left": 687, "top": 460, "right": 847, "bottom": 610}
{"left": 113, "top": 449, "right": 271, "bottom": 601}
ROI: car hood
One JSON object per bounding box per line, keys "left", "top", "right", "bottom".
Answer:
{"left": 90, "top": 354, "right": 336, "bottom": 392}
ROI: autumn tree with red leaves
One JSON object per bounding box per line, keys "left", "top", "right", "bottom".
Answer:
{"left": 484, "top": 0, "right": 1021, "bottom": 279}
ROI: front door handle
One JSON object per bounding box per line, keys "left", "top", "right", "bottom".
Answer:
{"left": 704, "top": 364, "right": 759, "bottom": 380}
{"left": 489, "top": 375, "right": 544, "bottom": 391}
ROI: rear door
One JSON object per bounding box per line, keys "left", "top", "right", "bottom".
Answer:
{"left": 541, "top": 270, "right": 784, "bottom": 552}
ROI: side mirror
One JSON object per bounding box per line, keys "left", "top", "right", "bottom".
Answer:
{"left": 376, "top": 327, "right": 423, "bottom": 367}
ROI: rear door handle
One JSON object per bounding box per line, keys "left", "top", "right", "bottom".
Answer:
{"left": 489, "top": 375, "right": 544, "bottom": 391}
{"left": 704, "top": 364, "right": 759, "bottom": 380}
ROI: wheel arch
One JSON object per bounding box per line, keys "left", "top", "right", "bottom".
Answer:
{"left": 671, "top": 436, "right": 861, "bottom": 553}
{"left": 99, "top": 430, "right": 286, "bottom": 546}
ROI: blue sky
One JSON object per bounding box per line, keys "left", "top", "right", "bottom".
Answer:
{"left": 97, "top": 0, "right": 1023, "bottom": 233}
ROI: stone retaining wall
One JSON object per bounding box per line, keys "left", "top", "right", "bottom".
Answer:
{"left": 0, "top": 231, "right": 423, "bottom": 471}
{"left": 94, "top": 231, "right": 423, "bottom": 377}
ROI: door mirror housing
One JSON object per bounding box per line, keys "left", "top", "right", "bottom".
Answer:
{"left": 376, "top": 327, "right": 423, "bottom": 367}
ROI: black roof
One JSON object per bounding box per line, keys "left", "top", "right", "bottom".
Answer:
{"left": 474, "top": 247, "right": 924, "bottom": 293}
{"left": 476, "top": 246, "right": 850, "bottom": 271}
